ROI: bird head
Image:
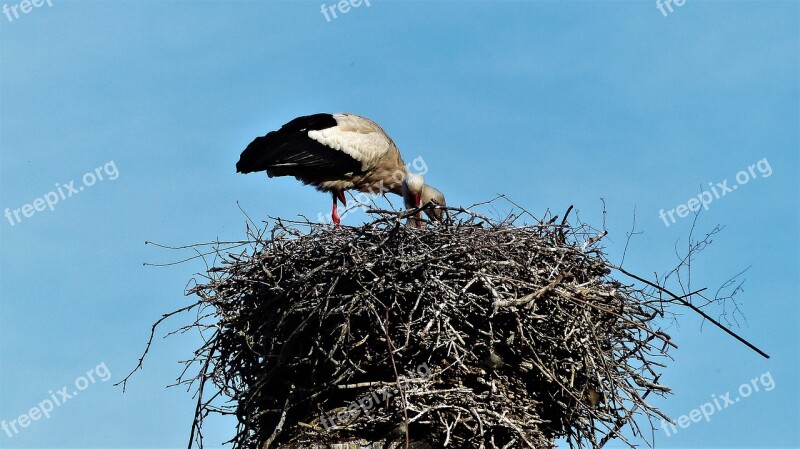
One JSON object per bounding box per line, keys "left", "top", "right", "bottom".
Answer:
{"left": 402, "top": 173, "right": 446, "bottom": 223}
{"left": 420, "top": 184, "right": 446, "bottom": 221}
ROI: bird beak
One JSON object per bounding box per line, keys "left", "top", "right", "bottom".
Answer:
{"left": 336, "top": 190, "right": 347, "bottom": 206}
{"left": 426, "top": 200, "right": 443, "bottom": 221}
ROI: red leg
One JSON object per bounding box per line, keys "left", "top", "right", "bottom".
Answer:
{"left": 414, "top": 193, "right": 423, "bottom": 228}
{"left": 331, "top": 191, "right": 341, "bottom": 227}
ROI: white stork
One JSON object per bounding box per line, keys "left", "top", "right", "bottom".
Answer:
{"left": 236, "top": 113, "right": 446, "bottom": 226}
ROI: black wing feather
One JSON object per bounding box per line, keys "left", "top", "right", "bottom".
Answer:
{"left": 236, "top": 113, "right": 363, "bottom": 178}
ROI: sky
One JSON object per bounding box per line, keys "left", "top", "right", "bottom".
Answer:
{"left": 0, "top": 0, "right": 798, "bottom": 448}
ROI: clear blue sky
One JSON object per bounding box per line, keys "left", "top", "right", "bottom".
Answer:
{"left": 1, "top": 1, "right": 797, "bottom": 448}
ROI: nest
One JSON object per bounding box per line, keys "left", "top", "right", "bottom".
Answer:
{"left": 176, "top": 207, "right": 675, "bottom": 449}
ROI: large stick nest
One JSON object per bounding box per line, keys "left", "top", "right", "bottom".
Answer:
{"left": 182, "top": 206, "right": 673, "bottom": 449}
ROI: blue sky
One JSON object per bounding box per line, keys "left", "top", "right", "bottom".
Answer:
{"left": 0, "top": 1, "right": 797, "bottom": 448}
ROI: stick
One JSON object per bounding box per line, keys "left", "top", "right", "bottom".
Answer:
{"left": 607, "top": 262, "right": 769, "bottom": 359}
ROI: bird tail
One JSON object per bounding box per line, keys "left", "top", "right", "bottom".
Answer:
{"left": 236, "top": 135, "right": 273, "bottom": 174}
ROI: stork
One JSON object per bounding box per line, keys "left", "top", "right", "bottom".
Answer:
{"left": 236, "top": 113, "right": 446, "bottom": 226}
